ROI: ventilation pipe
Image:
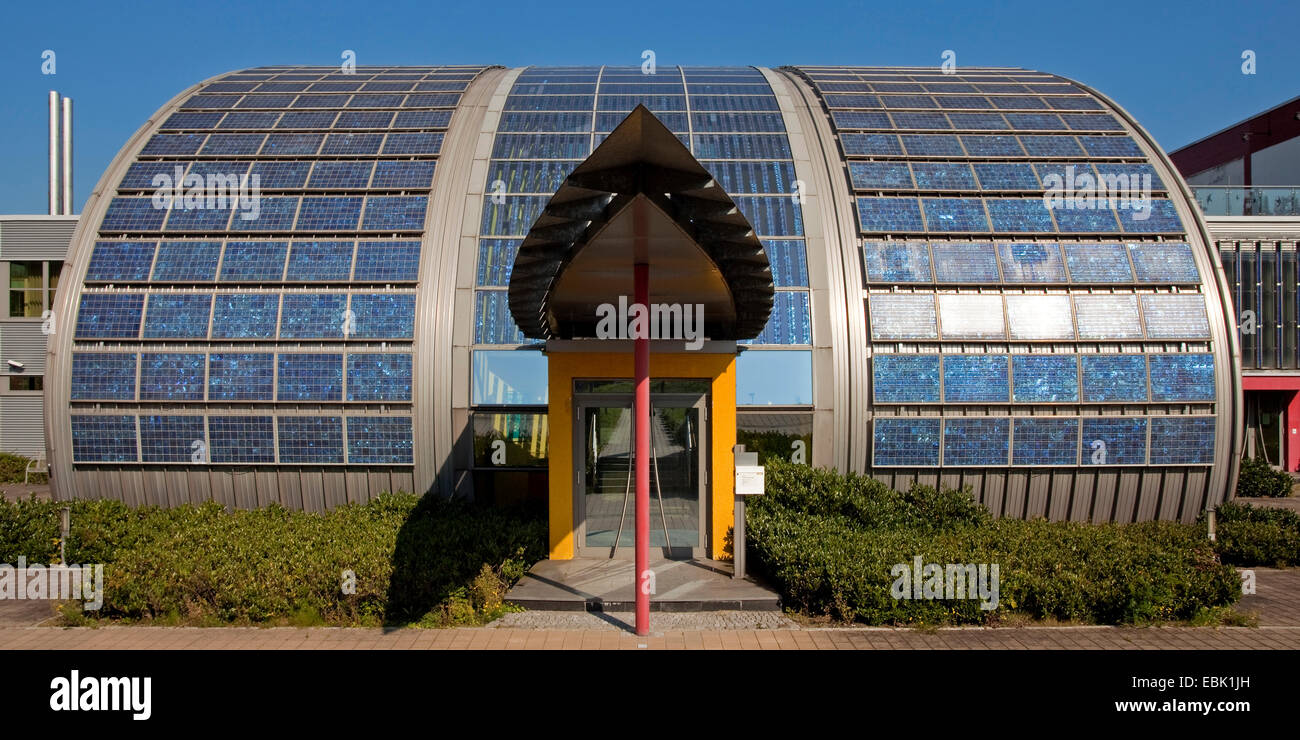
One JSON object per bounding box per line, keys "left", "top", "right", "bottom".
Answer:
{"left": 48, "top": 91, "right": 59, "bottom": 215}
{"left": 61, "top": 96, "right": 73, "bottom": 215}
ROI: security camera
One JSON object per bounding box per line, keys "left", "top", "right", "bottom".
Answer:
{"left": 6, "top": 360, "right": 24, "bottom": 370}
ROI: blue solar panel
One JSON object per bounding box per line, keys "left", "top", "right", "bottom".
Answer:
{"left": 277, "top": 353, "right": 343, "bottom": 401}
{"left": 1128, "top": 242, "right": 1199, "bottom": 283}
{"left": 296, "top": 197, "right": 363, "bottom": 231}
{"left": 492, "top": 134, "right": 590, "bottom": 159}
{"left": 1063, "top": 243, "right": 1133, "bottom": 282}
{"left": 1078, "top": 136, "right": 1143, "bottom": 157}
{"left": 229, "top": 196, "right": 298, "bottom": 232}
{"left": 211, "top": 293, "right": 279, "bottom": 338}
{"left": 207, "top": 353, "right": 274, "bottom": 401}
{"left": 216, "top": 111, "right": 281, "bottom": 129}
{"left": 280, "top": 293, "right": 348, "bottom": 339}
{"left": 746, "top": 291, "right": 812, "bottom": 345}
{"left": 249, "top": 161, "right": 311, "bottom": 188}
{"left": 912, "top": 162, "right": 976, "bottom": 190}
{"left": 220, "top": 241, "right": 288, "bottom": 281}
{"left": 277, "top": 417, "right": 345, "bottom": 464}
{"left": 873, "top": 418, "right": 940, "bottom": 467}
{"left": 1094, "top": 163, "right": 1164, "bottom": 192}
{"left": 922, "top": 198, "right": 989, "bottom": 231}
{"left": 208, "top": 416, "right": 275, "bottom": 463}
{"left": 1061, "top": 114, "right": 1124, "bottom": 131}
{"left": 900, "top": 134, "right": 964, "bottom": 156}
{"left": 1149, "top": 354, "right": 1215, "bottom": 402}
{"left": 75, "top": 293, "right": 145, "bottom": 338}
{"left": 393, "top": 110, "right": 454, "bottom": 128}
{"left": 139, "top": 353, "right": 206, "bottom": 401}
{"left": 285, "top": 241, "right": 354, "bottom": 281}
{"left": 946, "top": 112, "right": 1008, "bottom": 130}
{"left": 161, "top": 111, "right": 224, "bottom": 129}
{"left": 475, "top": 290, "right": 524, "bottom": 344}
{"left": 863, "top": 241, "right": 931, "bottom": 283}
{"left": 382, "top": 133, "right": 443, "bottom": 155}
{"left": 1118, "top": 200, "right": 1183, "bottom": 233}
{"left": 691, "top": 112, "right": 787, "bottom": 132}
{"left": 931, "top": 242, "right": 999, "bottom": 281}
{"left": 985, "top": 199, "right": 1055, "bottom": 232}
{"left": 731, "top": 197, "right": 803, "bottom": 236}
{"left": 371, "top": 161, "right": 436, "bottom": 188}
{"left": 763, "top": 240, "right": 809, "bottom": 287}
{"left": 139, "top": 416, "right": 207, "bottom": 463}
{"left": 151, "top": 241, "right": 222, "bottom": 281}
{"left": 201, "top": 133, "right": 265, "bottom": 155}
{"left": 349, "top": 294, "right": 416, "bottom": 338}
{"left": 1053, "top": 207, "right": 1121, "bottom": 233}
{"left": 119, "top": 162, "right": 180, "bottom": 189}
{"left": 857, "top": 197, "right": 924, "bottom": 232}
{"left": 1149, "top": 417, "right": 1215, "bottom": 464}
{"left": 164, "top": 202, "right": 232, "bottom": 232}
{"left": 1011, "top": 418, "right": 1079, "bottom": 465}
{"left": 973, "top": 163, "right": 1039, "bottom": 190}
{"left": 873, "top": 355, "right": 940, "bottom": 403}
{"left": 691, "top": 96, "right": 779, "bottom": 112}
{"left": 997, "top": 242, "right": 1065, "bottom": 282}
{"left": 275, "top": 112, "right": 336, "bottom": 129}
{"left": 1042, "top": 96, "right": 1102, "bottom": 111}
{"left": 142, "top": 134, "right": 205, "bottom": 155}
{"left": 848, "top": 162, "right": 913, "bottom": 189}
{"left": 142, "top": 294, "right": 211, "bottom": 338}
{"left": 1005, "top": 295, "right": 1075, "bottom": 340}
{"left": 335, "top": 111, "right": 395, "bottom": 128}
{"left": 943, "top": 418, "right": 1010, "bottom": 466}
{"left": 321, "top": 133, "right": 384, "bottom": 156}
{"left": 70, "top": 354, "right": 137, "bottom": 400}
{"left": 1018, "top": 135, "right": 1084, "bottom": 157}
{"left": 1081, "top": 417, "right": 1147, "bottom": 465}
{"left": 262, "top": 133, "right": 323, "bottom": 155}
{"left": 85, "top": 242, "right": 155, "bottom": 282}
{"left": 70, "top": 416, "right": 137, "bottom": 463}
{"left": 693, "top": 134, "right": 792, "bottom": 159}
{"left": 346, "top": 416, "right": 414, "bottom": 464}
{"left": 482, "top": 196, "right": 548, "bottom": 236}
{"left": 959, "top": 135, "right": 1024, "bottom": 156}
{"left": 347, "top": 353, "right": 413, "bottom": 401}
{"left": 825, "top": 94, "right": 881, "bottom": 108}
{"left": 1012, "top": 355, "right": 1078, "bottom": 402}
{"left": 477, "top": 239, "right": 519, "bottom": 287}
{"left": 361, "top": 196, "right": 428, "bottom": 231}
{"left": 942, "top": 355, "right": 1009, "bottom": 402}
{"left": 1080, "top": 355, "right": 1148, "bottom": 402}
{"left": 841, "top": 134, "right": 902, "bottom": 155}
{"left": 882, "top": 94, "right": 937, "bottom": 109}
{"left": 868, "top": 294, "right": 937, "bottom": 339}
{"left": 890, "top": 112, "right": 951, "bottom": 130}
{"left": 101, "top": 198, "right": 167, "bottom": 232}
{"left": 353, "top": 241, "right": 421, "bottom": 281}
{"left": 1074, "top": 294, "right": 1144, "bottom": 340}
{"left": 308, "top": 161, "right": 374, "bottom": 188}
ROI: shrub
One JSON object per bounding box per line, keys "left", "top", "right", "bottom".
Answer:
{"left": 0, "top": 493, "right": 547, "bottom": 626}
{"left": 1235, "top": 456, "right": 1293, "bottom": 498}
{"left": 0, "top": 452, "right": 47, "bottom": 485}
{"left": 1214, "top": 501, "right": 1300, "bottom": 567}
{"left": 746, "top": 461, "right": 1240, "bottom": 626}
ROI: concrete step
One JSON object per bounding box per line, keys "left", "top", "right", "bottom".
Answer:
{"left": 506, "top": 558, "right": 782, "bottom": 612}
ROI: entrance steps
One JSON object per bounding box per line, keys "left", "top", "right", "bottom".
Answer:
{"left": 506, "top": 558, "right": 781, "bottom": 612}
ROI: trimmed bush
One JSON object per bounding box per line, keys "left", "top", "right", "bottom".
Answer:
{"left": 746, "top": 461, "right": 1239, "bottom": 625}
{"left": 1235, "top": 456, "right": 1293, "bottom": 498}
{"left": 1214, "top": 501, "right": 1300, "bottom": 567}
{"left": 0, "top": 493, "right": 546, "bottom": 626}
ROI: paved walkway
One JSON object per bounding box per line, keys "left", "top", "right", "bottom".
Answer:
{"left": 0, "top": 567, "right": 1295, "bottom": 650}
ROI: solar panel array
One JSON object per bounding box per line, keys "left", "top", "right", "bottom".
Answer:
{"left": 794, "top": 66, "right": 1218, "bottom": 468}
{"left": 71, "top": 65, "right": 487, "bottom": 465}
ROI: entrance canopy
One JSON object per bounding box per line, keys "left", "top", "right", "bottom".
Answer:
{"left": 507, "top": 105, "right": 775, "bottom": 340}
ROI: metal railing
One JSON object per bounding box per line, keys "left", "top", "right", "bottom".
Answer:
{"left": 1192, "top": 186, "right": 1300, "bottom": 216}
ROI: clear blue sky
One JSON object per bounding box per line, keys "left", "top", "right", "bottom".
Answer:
{"left": 1, "top": 0, "right": 1295, "bottom": 214}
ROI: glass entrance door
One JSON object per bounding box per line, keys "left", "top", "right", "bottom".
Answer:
{"left": 575, "top": 386, "right": 706, "bottom": 558}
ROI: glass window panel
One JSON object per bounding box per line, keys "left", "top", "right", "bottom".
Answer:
{"left": 731, "top": 197, "right": 803, "bottom": 237}
{"left": 475, "top": 290, "right": 524, "bottom": 344}
{"left": 1081, "top": 417, "right": 1147, "bottom": 465}
{"left": 1012, "top": 418, "right": 1080, "bottom": 465}
{"left": 1080, "top": 354, "right": 1148, "bottom": 402}
{"left": 477, "top": 239, "right": 519, "bottom": 287}
{"left": 873, "top": 355, "right": 940, "bottom": 403}
{"left": 942, "top": 354, "right": 1009, "bottom": 402}
{"left": 211, "top": 293, "right": 279, "bottom": 338}
{"left": 481, "top": 195, "right": 548, "bottom": 236}
{"left": 1140, "top": 294, "right": 1211, "bottom": 339}
{"left": 138, "top": 353, "right": 205, "bottom": 401}
{"left": 85, "top": 242, "right": 155, "bottom": 282}
{"left": 762, "top": 240, "right": 809, "bottom": 288}
{"left": 472, "top": 412, "right": 550, "bottom": 467}
{"left": 931, "top": 242, "right": 999, "bottom": 282}
{"left": 1006, "top": 295, "right": 1074, "bottom": 340}
{"left": 937, "top": 294, "right": 1004, "bottom": 339}
{"left": 1149, "top": 417, "right": 1215, "bottom": 464}
{"left": 141, "top": 294, "right": 211, "bottom": 338}
{"left": 208, "top": 353, "right": 274, "bottom": 401}
{"left": 70, "top": 416, "right": 137, "bottom": 462}
{"left": 943, "top": 418, "right": 1010, "bottom": 466}
{"left": 869, "top": 294, "right": 937, "bottom": 339}
{"left": 735, "top": 413, "right": 811, "bottom": 466}
{"left": 472, "top": 350, "right": 547, "bottom": 405}
{"left": 1149, "top": 353, "right": 1215, "bottom": 402}
{"left": 70, "top": 353, "right": 136, "bottom": 400}
{"left": 873, "top": 418, "right": 940, "bottom": 467}
{"left": 139, "top": 416, "right": 207, "bottom": 463}
{"left": 277, "top": 417, "right": 344, "bottom": 463}
{"left": 692, "top": 134, "right": 792, "bottom": 159}
{"left": 736, "top": 350, "right": 812, "bottom": 405}
{"left": 1012, "top": 355, "right": 1079, "bottom": 402}
{"left": 997, "top": 242, "right": 1065, "bottom": 282}
{"left": 208, "top": 416, "right": 275, "bottom": 463}
{"left": 744, "top": 291, "right": 812, "bottom": 345}
{"left": 491, "top": 134, "right": 590, "bottom": 159}
{"left": 346, "top": 417, "right": 413, "bottom": 464}
{"left": 1063, "top": 243, "right": 1133, "bottom": 282}
{"left": 1074, "top": 294, "right": 1144, "bottom": 340}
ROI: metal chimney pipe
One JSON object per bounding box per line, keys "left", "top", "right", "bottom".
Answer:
{"left": 48, "top": 91, "right": 60, "bottom": 216}
{"left": 61, "top": 97, "right": 73, "bottom": 215}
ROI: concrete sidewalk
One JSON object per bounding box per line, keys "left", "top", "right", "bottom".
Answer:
{"left": 0, "top": 567, "right": 1295, "bottom": 650}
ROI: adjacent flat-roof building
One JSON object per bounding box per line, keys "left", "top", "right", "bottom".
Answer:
{"left": 44, "top": 65, "right": 1241, "bottom": 558}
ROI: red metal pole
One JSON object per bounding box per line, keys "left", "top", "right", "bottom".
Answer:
{"left": 634, "top": 261, "right": 650, "bottom": 635}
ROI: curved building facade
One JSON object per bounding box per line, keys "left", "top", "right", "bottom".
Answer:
{"left": 45, "top": 64, "right": 1241, "bottom": 528}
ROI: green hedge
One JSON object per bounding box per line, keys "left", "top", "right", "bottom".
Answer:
{"left": 0, "top": 493, "right": 546, "bottom": 626}
{"left": 1235, "top": 456, "right": 1293, "bottom": 498}
{"left": 746, "top": 461, "right": 1240, "bottom": 625}
{"left": 1214, "top": 501, "right": 1300, "bottom": 567}
{"left": 0, "top": 453, "right": 47, "bottom": 485}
